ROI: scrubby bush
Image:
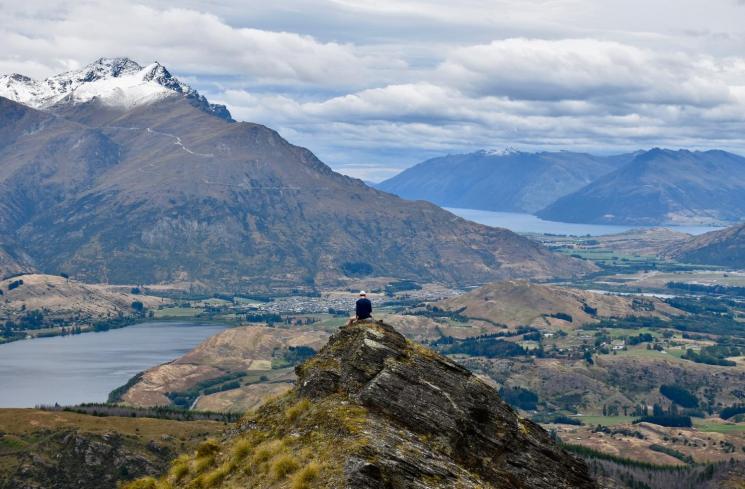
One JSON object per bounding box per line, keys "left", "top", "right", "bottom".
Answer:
{"left": 440, "top": 337, "right": 527, "bottom": 358}
{"left": 660, "top": 385, "right": 699, "bottom": 408}
{"left": 7, "top": 279, "right": 23, "bottom": 290}
{"left": 634, "top": 415, "right": 692, "bottom": 428}
{"left": 202, "top": 462, "right": 231, "bottom": 486}
{"left": 168, "top": 456, "right": 190, "bottom": 482}
{"left": 340, "top": 261, "right": 373, "bottom": 277}
{"left": 720, "top": 404, "right": 745, "bottom": 420}
{"left": 499, "top": 386, "right": 539, "bottom": 410}
{"left": 548, "top": 312, "right": 573, "bottom": 322}
{"left": 552, "top": 415, "right": 583, "bottom": 426}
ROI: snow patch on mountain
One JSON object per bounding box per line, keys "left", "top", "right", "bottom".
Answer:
{"left": 0, "top": 57, "right": 232, "bottom": 120}
{"left": 58, "top": 63, "right": 174, "bottom": 108}
{"left": 481, "top": 147, "right": 521, "bottom": 157}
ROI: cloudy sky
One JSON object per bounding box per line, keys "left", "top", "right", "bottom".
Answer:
{"left": 2, "top": 0, "right": 745, "bottom": 181}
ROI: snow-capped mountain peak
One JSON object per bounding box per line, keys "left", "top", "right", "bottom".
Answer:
{"left": 482, "top": 147, "right": 521, "bottom": 157}
{"left": 75, "top": 57, "right": 143, "bottom": 81}
{"left": 0, "top": 57, "right": 232, "bottom": 120}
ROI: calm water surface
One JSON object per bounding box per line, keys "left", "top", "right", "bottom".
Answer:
{"left": 0, "top": 321, "right": 228, "bottom": 408}
{"left": 447, "top": 208, "right": 723, "bottom": 236}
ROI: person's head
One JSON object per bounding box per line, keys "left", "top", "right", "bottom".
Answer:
{"left": 359, "top": 290, "right": 366, "bottom": 297}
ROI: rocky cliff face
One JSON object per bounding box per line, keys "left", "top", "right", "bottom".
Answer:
{"left": 126, "top": 321, "right": 597, "bottom": 489}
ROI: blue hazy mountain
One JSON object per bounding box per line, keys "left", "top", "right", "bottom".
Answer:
{"left": 537, "top": 148, "right": 745, "bottom": 226}
{"left": 376, "top": 149, "right": 634, "bottom": 213}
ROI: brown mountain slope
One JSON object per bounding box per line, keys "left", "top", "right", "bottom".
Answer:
{"left": 665, "top": 222, "right": 745, "bottom": 268}
{"left": 591, "top": 227, "right": 691, "bottom": 256}
{"left": 0, "top": 242, "right": 34, "bottom": 279}
{"left": 438, "top": 280, "right": 683, "bottom": 327}
{"left": 0, "top": 273, "right": 164, "bottom": 324}
{"left": 124, "top": 321, "right": 597, "bottom": 489}
{"left": 0, "top": 97, "right": 120, "bottom": 233}
{"left": 0, "top": 89, "right": 594, "bottom": 292}
{"left": 119, "top": 325, "right": 329, "bottom": 411}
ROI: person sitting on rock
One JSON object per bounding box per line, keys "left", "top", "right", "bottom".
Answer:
{"left": 355, "top": 291, "right": 373, "bottom": 321}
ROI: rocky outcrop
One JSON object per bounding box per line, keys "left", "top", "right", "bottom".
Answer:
{"left": 129, "top": 321, "right": 597, "bottom": 489}
{"left": 296, "top": 321, "right": 597, "bottom": 488}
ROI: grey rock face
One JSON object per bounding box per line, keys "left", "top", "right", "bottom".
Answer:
{"left": 296, "top": 321, "right": 597, "bottom": 489}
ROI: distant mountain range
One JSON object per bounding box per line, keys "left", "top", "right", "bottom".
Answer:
{"left": 0, "top": 58, "right": 592, "bottom": 290}
{"left": 377, "top": 149, "right": 634, "bottom": 213}
{"left": 378, "top": 148, "right": 745, "bottom": 226}
{"left": 539, "top": 149, "right": 745, "bottom": 225}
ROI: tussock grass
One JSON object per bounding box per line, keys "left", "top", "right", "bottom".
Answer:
{"left": 230, "top": 438, "right": 253, "bottom": 461}
{"left": 271, "top": 454, "right": 299, "bottom": 480}
{"left": 250, "top": 439, "right": 282, "bottom": 465}
{"left": 124, "top": 392, "right": 369, "bottom": 489}
{"left": 192, "top": 455, "right": 215, "bottom": 475}
{"left": 201, "top": 462, "right": 233, "bottom": 487}
{"left": 196, "top": 439, "right": 221, "bottom": 458}
{"left": 168, "top": 455, "right": 190, "bottom": 482}
{"left": 291, "top": 462, "right": 321, "bottom": 489}
{"left": 285, "top": 398, "right": 311, "bottom": 422}
{"left": 122, "top": 477, "right": 158, "bottom": 489}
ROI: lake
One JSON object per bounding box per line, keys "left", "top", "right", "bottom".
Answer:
{"left": 0, "top": 321, "right": 229, "bottom": 408}
{"left": 447, "top": 208, "right": 723, "bottom": 236}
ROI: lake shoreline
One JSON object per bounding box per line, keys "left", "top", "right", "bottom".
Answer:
{"left": 447, "top": 208, "right": 724, "bottom": 236}
{"left": 0, "top": 321, "right": 231, "bottom": 408}
{"left": 0, "top": 314, "right": 236, "bottom": 346}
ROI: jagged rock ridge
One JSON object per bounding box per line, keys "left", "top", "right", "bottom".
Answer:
{"left": 127, "top": 321, "right": 597, "bottom": 488}
{"left": 0, "top": 57, "right": 232, "bottom": 120}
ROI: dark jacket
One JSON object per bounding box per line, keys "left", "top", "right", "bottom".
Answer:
{"left": 355, "top": 297, "right": 372, "bottom": 319}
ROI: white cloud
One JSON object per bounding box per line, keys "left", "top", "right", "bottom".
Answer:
{"left": 2, "top": 0, "right": 745, "bottom": 180}
{"left": 0, "top": 1, "right": 399, "bottom": 86}
{"left": 437, "top": 38, "right": 736, "bottom": 107}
